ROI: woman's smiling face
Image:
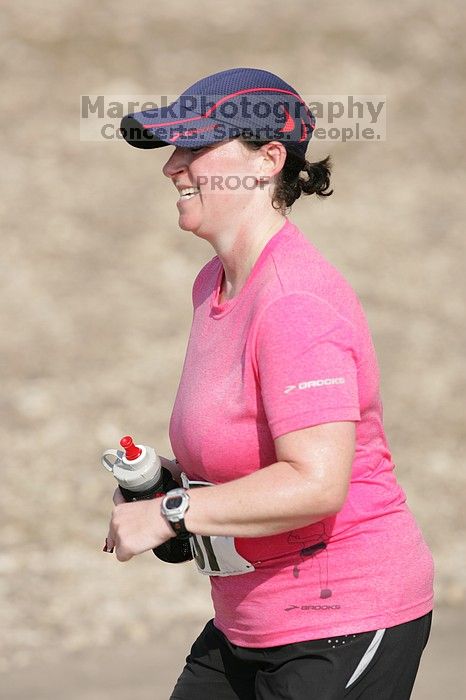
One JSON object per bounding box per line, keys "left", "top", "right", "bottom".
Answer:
{"left": 162, "top": 138, "right": 267, "bottom": 238}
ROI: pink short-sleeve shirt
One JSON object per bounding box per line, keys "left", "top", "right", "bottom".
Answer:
{"left": 169, "top": 218, "right": 434, "bottom": 647}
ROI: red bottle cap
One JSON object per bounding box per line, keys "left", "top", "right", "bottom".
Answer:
{"left": 120, "top": 435, "right": 142, "bottom": 461}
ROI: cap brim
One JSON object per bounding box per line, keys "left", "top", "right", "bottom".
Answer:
{"left": 120, "top": 115, "right": 163, "bottom": 149}
{"left": 120, "top": 108, "right": 234, "bottom": 150}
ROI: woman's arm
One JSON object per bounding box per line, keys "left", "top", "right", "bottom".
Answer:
{"left": 183, "top": 421, "right": 355, "bottom": 537}
{"left": 106, "top": 421, "right": 355, "bottom": 560}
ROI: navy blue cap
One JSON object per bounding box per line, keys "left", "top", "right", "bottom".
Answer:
{"left": 120, "top": 68, "right": 316, "bottom": 161}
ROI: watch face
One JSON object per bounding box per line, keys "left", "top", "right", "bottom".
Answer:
{"left": 167, "top": 495, "right": 183, "bottom": 509}
{"left": 162, "top": 489, "right": 189, "bottom": 523}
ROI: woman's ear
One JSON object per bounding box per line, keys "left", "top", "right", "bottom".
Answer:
{"left": 259, "top": 141, "right": 287, "bottom": 179}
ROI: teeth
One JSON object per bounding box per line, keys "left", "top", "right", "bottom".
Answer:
{"left": 180, "top": 188, "right": 200, "bottom": 199}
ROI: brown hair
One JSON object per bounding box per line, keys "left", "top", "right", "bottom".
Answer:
{"left": 239, "top": 136, "right": 333, "bottom": 214}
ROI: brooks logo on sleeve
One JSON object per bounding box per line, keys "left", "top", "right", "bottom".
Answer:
{"left": 284, "top": 376, "right": 346, "bottom": 394}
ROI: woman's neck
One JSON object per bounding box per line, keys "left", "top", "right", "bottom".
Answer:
{"left": 214, "top": 212, "right": 287, "bottom": 301}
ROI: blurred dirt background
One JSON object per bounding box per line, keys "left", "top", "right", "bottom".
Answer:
{"left": 1, "top": 0, "right": 465, "bottom": 697}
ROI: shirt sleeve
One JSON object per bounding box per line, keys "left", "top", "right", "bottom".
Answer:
{"left": 254, "top": 292, "right": 361, "bottom": 439}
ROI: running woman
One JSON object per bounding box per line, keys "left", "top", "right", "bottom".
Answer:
{"left": 106, "top": 68, "right": 434, "bottom": 699}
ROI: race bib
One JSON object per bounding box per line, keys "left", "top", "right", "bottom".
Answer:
{"left": 181, "top": 473, "right": 255, "bottom": 577}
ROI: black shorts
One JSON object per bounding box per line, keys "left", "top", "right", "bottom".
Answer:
{"left": 170, "top": 611, "right": 432, "bottom": 700}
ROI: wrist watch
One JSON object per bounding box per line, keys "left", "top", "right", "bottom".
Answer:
{"left": 161, "top": 488, "right": 191, "bottom": 540}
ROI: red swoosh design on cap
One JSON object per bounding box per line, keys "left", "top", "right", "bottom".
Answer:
{"left": 143, "top": 87, "right": 305, "bottom": 129}
{"left": 141, "top": 88, "right": 315, "bottom": 138}
{"left": 299, "top": 119, "right": 308, "bottom": 142}
{"left": 169, "top": 123, "right": 219, "bottom": 142}
{"left": 278, "top": 107, "right": 295, "bottom": 133}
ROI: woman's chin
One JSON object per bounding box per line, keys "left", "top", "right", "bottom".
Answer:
{"left": 177, "top": 209, "right": 209, "bottom": 236}
{"left": 178, "top": 215, "right": 198, "bottom": 232}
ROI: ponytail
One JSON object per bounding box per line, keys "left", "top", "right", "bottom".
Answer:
{"left": 272, "top": 153, "right": 333, "bottom": 212}
{"left": 238, "top": 135, "right": 333, "bottom": 212}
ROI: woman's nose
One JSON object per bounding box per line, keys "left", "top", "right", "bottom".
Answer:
{"left": 162, "top": 148, "right": 189, "bottom": 179}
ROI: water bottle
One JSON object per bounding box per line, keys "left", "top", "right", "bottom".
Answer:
{"left": 101, "top": 435, "right": 192, "bottom": 563}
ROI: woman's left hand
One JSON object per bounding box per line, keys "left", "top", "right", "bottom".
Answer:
{"left": 104, "top": 488, "right": 175, "bottom": 562}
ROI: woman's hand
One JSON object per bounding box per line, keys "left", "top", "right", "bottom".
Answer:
{"left": 104, "top": 488, "right": 175, "bottom": 562}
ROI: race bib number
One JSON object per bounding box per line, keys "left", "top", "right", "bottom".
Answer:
{"left": 180, "top": 473, "right": 255, "bottom": 577}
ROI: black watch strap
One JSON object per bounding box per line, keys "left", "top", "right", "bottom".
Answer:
{"left": 170, "top": 519, "right": 191, "bottom": 540}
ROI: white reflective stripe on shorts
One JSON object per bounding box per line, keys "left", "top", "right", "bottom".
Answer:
{"left": 345, "top": 629, "right": 386, "bottom": 688}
